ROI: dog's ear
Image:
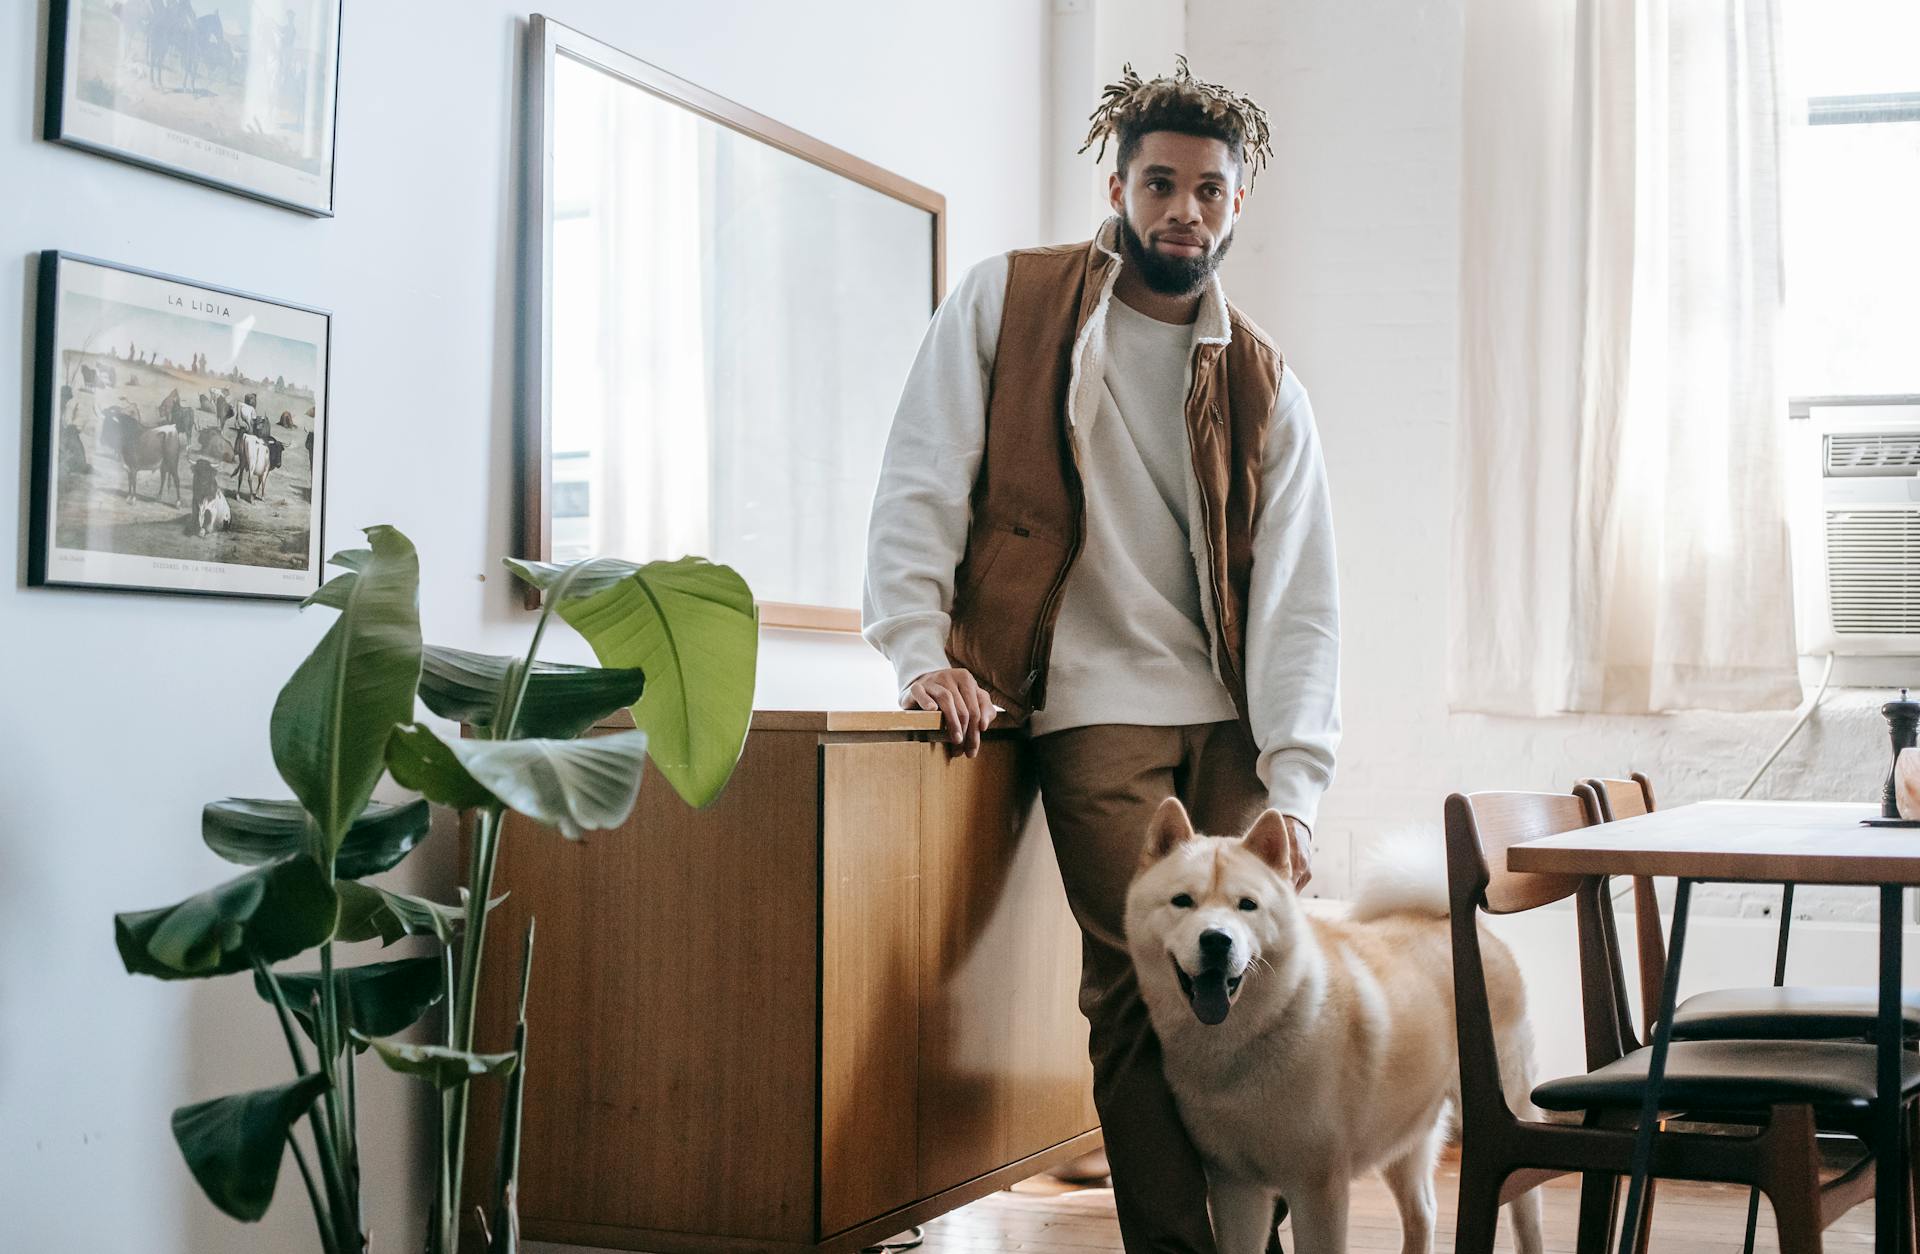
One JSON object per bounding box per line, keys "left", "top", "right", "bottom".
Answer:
{"left": 1143, "top": 796, "right": 1195, "bottom": 862}
{"left": 1243, "top": 809, "right": 1294, "bottom": 879}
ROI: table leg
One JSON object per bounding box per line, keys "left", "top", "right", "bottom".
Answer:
{"left": 1773, "top": 884, "right": 1797, "bottom": 986}
{"left": 1878, "top": 884, "right": 1905, "bottom": 1254}
{"left": 1741, "top": 883, "right": 1800, "bottom": 1254}
{"left": 1618, "top": 877, "right": 1693, "bottom": 1254}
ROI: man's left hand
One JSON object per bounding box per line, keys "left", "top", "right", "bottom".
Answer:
{"left": 1283, "top": 815, "right": 1313, "bottom": 889}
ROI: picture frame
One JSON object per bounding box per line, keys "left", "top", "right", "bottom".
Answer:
{"left": 45, "top": 0, "right": 344, "bottom": 217}
{"left": 30, "top": 251, "right": 331, "bottom": 601}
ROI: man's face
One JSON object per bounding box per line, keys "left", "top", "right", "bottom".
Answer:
{"left": 1109, "top": 131, "right": 1247, "bottom": 296}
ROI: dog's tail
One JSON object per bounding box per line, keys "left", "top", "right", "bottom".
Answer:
{"left": 1349, "top": 827, "right": 1451, "bottom": 921}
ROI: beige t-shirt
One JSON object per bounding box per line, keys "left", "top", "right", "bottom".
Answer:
{"left": 1029, "top": 296, "right": 1239, "bottom": 734}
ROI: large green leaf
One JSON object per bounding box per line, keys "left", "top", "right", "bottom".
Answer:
{"left": 419, "top": 645, "right": 646, "bottom": 740}
{"left": 171, "top": 1073, "right": 331, "bottom": 1222}
{"left": 358, "top": 1034, "right": 517, "bottom": 1089}
{"left": 329, "top": 547, "right": 374, "bottom": 574}
{"left": 304, "top": 574, "right": 355, "bottom": 611}
{"left": 271, "top": 526, "right": 423, "bottom": 866}
{"left": 300, "top": 547, "right": 372, "bottom": 609}
{"left": 505, "top": 556, "right": 756, "bottom": 808}
{"left": 202, "top": 797, "right": 431, "bottom": 879}
{"left": 332, "top": 880, "right": 498, "bottom": 946}
{"left": 386, "top": 724, "right": 649, "bottom": 840}
{"left": 254, "top": 955, "right": 445, "bottom": 1047}
{"left": 116, "top": 857, "right": 339, "bottom": 981}
{"left": 387, "top": 724, "right": 500, "bottom": 811}
{"left": 500, "top": 557, "right": 633, "bottom": 600}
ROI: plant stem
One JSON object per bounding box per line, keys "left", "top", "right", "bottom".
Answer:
{"left": 498, "top": 618, "right": 552, "bottom": 739}
{"left": 317, "top": 943, "right": 363, "bottom": 1251}
{"left": 490, "top": 920, "right": 537, "bottom": 1254}
{"left": 441, "top": 804, "right": 503, "bottom": 1254}
{"left": 442, "top": 578, "right": 565, "bottom": 1251}
{"left": 291, "top": 819, "right": 358, "bottom": 1249}
{"left": 431, "top": 945, "right": 456, "bottom": 1254}
{"left": 488, "top": 571, "right": 564, "bottom": 741}
{"left": 257, "top": 956, "right": 313, "bottom": 1077}
{"left": 340, "top": 979, "right": 361, "bottom": 1211}
{"left": 287, "top": 1128, "right": 341, "bottom": 1254}
{"left": 257, "top": 958, "right": 342, "bottom": 1253}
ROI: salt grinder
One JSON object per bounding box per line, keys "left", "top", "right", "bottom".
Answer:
{"left": 1883, "top": 688, "right": 1920, "bottom": 818}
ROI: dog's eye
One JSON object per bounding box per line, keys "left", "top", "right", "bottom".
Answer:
{"left": 1238, "top": 898, "right": 1258, "bottom": 912}
{"left": 1170, "top": 893, "right": 1194, "bottom": 909}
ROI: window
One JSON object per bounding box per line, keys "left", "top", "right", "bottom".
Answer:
{"left": 1782, "top": 0, "right": 1920, "bottom": 398}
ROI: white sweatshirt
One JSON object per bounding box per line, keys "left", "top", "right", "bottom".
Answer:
{"left": 862, "top": 223, "right": 1342, "bottom": 827}
{"left": 1031, "top": 295, "right": 1240, "bottom": 735}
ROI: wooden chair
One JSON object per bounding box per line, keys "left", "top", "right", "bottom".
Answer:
{"left": 1582, "top": 775, "right": 1920, "bottom": 1045}
{"left": 1447, "top": 788, "right": 1917, "bottom": 1254}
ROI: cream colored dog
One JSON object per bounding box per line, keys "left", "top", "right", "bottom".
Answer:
{"left": 1125, "top": 799, "right": 1543, "bottom": 1254}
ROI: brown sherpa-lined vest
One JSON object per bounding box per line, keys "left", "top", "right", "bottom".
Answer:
{"left": 946, "top": 230, "right": 1284, "bottom": 723}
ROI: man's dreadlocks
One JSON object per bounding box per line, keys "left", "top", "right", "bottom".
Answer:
{"left": 1079, "top": 56, "right": 1275, "bottom": 187}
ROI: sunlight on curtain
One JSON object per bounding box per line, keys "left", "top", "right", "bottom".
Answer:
{"left": 1453, "top": 0, "right": 1802, "bottom": 715}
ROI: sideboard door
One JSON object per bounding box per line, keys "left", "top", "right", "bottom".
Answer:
{"left": 818, "top": 738, "right": 1098, "bottom": 1239}
{"left": 819, "top": 740, "right": 924, "bottom": 1236}
{"left": 913, "top": 739, "right": 1098, "bottom": 1194}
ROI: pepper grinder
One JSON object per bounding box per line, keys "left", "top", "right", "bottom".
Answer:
{"left": 1883, "top": 688, "right": 1920, "bottom": 817}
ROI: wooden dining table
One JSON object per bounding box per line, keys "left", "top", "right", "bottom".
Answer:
{"left": 1508, "top": 800, "right": 1918, "bottom": 1254}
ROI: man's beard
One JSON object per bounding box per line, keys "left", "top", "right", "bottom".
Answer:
{"left": 1118, "top": 212, "right": 1235, "bottom": 295}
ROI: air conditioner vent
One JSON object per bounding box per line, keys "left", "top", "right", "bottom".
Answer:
{"left": 1826, "top": 508, "right": 1920, "bottom": 635}
{"left": 1826, "top": 432, "right": 1920, "bottom": 477}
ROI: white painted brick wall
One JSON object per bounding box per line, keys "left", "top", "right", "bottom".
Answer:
{"left": 1186, "top": 0, "right": 1910, "bottom": 918}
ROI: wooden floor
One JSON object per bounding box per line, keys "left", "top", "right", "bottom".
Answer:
{"left": 912, "top": 1152, "right": 1878, "bottom": 1253}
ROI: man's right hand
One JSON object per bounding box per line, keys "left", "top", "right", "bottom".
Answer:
{"left": 903, "top": 667, "right": 995, "bottom": 758}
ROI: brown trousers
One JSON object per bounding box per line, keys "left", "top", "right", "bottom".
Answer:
{"left": 1031, "top": 720, "right": 1269, "bottom": 1254}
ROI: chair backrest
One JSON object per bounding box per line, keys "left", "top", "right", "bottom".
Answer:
{"left": 1446, "top": 790, "right": 1592, "bottom": 916}
{"left": 1587, "top": 775, "right": 1654, "bottom": 822}
{"left": 1445, "top": 788, "right": 1629, "bottom": 1126}
{"left": 1581, "top": 773, "right": 1663, "bottom": 1036}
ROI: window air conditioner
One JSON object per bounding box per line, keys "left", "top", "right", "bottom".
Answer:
{"left": 1789, "top": 398, "right": 1920, "bottom": 657}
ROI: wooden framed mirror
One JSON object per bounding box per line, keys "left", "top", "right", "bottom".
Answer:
{"left": 521, "top": 15, "right": 946, "bottom": 628}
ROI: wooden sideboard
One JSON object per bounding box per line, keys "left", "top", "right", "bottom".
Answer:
{"left": 464, "top": 711, "right": 1100, "bottom": 1253}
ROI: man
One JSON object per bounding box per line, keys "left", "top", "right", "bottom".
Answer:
{"left": 862, "top": 59, "right": 1340, "bottom": 1254}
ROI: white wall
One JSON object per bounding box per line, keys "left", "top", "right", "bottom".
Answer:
{"left": 1, "top": 1, "right": 1044, "bottom": 1249}
{"left": 1046, "top": 0, "right": 1187, "bottom": 242}
{"left": 1186, "top": 0, "right": 1903, "bottom": 918}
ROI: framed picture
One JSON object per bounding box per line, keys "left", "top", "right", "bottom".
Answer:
{"left": 45, "top": 0, "right": 344, "bottom": 216}
{"left": 30, "top": 251, "right": 331, "bottom": 601}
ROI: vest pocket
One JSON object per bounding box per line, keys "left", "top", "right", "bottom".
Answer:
{"left": 953, "top": 522, "right": 1015, "bottom": 608}
{"left": 951, "top": 523, "right": 1070, "bottom": 697}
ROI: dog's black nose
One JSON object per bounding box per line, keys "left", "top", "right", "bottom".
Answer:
{"left": 1198, "top": 930, "right": 1232, "bottom": 960}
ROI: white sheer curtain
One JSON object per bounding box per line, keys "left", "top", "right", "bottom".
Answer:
{"left": 1452, "top": 0, "right": 1802, "bottom": 715}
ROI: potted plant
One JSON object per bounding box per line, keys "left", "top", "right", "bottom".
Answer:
{"left": 114, "top": 525, "right": 758, "bottom": 1254}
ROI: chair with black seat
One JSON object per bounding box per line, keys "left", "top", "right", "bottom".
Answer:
{"left": 1583, "top": 774, "right": 1920, "bottom": 1045}
{"left": 1447, "top": 787, "right": 1920, "bottom": 1254}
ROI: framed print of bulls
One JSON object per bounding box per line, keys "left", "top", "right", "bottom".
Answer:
{"left": 45, "top": 0, "right": 344, "bottom": 216}
{"left": 30, "top": 251, "right": 331, "bottom": 600}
